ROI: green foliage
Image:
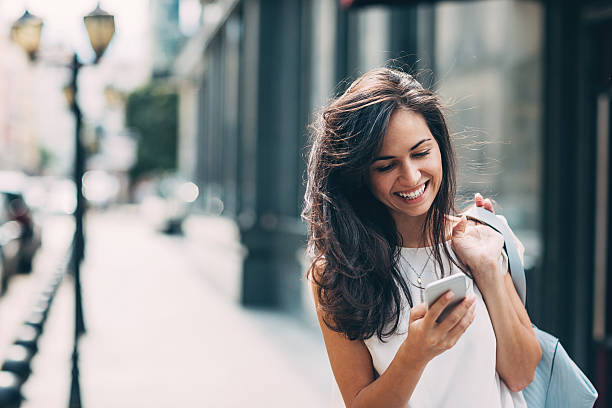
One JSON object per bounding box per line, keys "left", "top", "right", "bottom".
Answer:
{"left": 126, "top": 82, "right": 178, "bottom": 181}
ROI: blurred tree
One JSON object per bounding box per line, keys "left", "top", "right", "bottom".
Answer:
{"left": 125, "top": 82, "right": 178, "bottom": 181}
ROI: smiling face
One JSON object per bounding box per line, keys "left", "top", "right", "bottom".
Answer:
{"left": 368, "top": 109, "right": 443, "bottom": 234}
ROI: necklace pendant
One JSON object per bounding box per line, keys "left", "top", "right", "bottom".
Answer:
{"left": 417, "top": 277, "right": 422, "bottom": 285}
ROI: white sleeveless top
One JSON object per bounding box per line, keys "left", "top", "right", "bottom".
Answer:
{"left": 331, "top": 244, "right": 527, "bottom": 408}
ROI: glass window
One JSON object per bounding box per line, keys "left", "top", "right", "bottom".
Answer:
{"left": 355, "top": 6, "right": 390, "bottom": 72}
{"left": 429, "top": 0, "right": 544, "bottom": 268}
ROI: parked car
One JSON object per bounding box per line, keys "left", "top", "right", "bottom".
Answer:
{"left": 2, "top": 191, "right": 42, "bottom": 272}
{"left": 0, "top": 217, "right": 22, "bottom": 295}
{"left": 138, "top": 174, "right": 200, "bottom": 235}
{"left": 0, "top": 172, "right": 42, "bottom": 295}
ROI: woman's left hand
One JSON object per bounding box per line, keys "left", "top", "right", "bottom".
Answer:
{"left": 450, "top": 216, "right": 504, "bottom": 285}
{"left": 473, "top": 193, "right": 525, "bottom": 265}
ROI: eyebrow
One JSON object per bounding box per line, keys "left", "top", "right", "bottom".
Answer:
{"left": 372, "top": 138, "right": 431, "bottom": 163}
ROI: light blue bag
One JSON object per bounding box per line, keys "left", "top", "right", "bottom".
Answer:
{"left": 465, "top": 207, "right": 598, "bottom": 408}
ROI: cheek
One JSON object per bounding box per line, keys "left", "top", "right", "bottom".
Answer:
{"left": 368, "top": 172, "right": 388, "bottom": 199}
{"left": 432, "top": 153, "right": 443, "bottom": 183}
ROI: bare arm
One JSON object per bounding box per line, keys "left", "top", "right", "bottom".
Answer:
{"left": 313, "top": 298, "right": 425, "bottom": 408}
{"left": 476, "top": 257, "right": 541, "bottom": 392}
{"left": 451, "top": 214, "right": 541, "bottom": 392}
{"left": 310, "top": 270, "right": 476, "bottom": 408}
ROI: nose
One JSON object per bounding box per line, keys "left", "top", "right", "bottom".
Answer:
{"left": 399, "top": 160, "right": 421, "bottom": 187}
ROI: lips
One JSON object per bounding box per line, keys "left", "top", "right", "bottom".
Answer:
{"left": 394, "top": 181, "right": 428, "bottom": 201}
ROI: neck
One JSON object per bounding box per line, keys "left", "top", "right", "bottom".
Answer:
{"left": 393, "top": 212, "right": 456, "bottom": 248}
{"left": 393, "top": 212, "right": 429, "bottom": 248}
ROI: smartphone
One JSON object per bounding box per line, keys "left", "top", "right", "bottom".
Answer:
{"left": 424, "top": 274, "right": 468, "bottom": 323}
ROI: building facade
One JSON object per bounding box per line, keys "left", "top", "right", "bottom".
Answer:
{"left": 151, "top": 0, "right": 185, "bottom": 77}
{"left": 0, "top": 26, "right": 42, "bottom": 173}
{"left": 174, "top": 0, "right": 612, "bottom": 403}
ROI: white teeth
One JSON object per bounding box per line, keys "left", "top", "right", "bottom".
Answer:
{"left": 398, "top": 183, "right": 426, "bottom": 200}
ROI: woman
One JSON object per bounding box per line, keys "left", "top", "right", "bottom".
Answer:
{"left": 303, "top": 68, "right": 541, "bottom": 408}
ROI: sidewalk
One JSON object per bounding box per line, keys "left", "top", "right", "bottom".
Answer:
{"left": 0, "top": 215, "right": 74, "bottom": 407}
{"left": 20, "top": 207, "right": 333, "bottom": 408}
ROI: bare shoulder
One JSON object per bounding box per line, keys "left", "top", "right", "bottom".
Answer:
{"left": 307, "top": 258, "right": 376, "bottom": 407}
{"left": 308, "top": 257, "right": 326, "bottom": 281}
{"left": 307, "top": 257, "right": 326, "bottom": 305}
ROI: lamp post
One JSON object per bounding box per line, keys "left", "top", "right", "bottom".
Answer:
{"left": 9, "top": 10, "right": 43, "bottom": 61}
{"left": 11, "top": 4, "right": 115, "bottom": 407}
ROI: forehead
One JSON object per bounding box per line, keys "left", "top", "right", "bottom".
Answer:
{"left": 379, "top": 109, "right": 434, "bottom": 153}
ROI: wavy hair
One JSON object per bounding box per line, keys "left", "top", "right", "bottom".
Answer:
{"left": 303, "top": 68, "right": 467, "bottom": 341}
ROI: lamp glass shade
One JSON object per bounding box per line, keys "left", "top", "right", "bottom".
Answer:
{"left": 83, "top": 5, "right": 115, "bottom": 62}
{"left": 11, "top": 10, "right": 43, "bottom": 60}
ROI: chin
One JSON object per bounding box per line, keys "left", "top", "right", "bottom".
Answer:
{"left": 390, "top": 201, "right": 433, "bottom": 219}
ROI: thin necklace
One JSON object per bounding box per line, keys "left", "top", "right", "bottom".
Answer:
{"left": 405, "top": 249, "right": 431, "bottom": 302}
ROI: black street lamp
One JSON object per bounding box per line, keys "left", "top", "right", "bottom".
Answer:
{"left": 11, "top": 3, "right": 115, "bottom": 407}
{"left": 10, "top": 10, "right": 43, "bottom": 61}
{"left": 84, "top": 5, "right": 116, "bottom": 63}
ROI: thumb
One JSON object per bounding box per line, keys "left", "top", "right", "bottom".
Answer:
{"left": 452, "top": 215, "right": 468, "bottom": 237}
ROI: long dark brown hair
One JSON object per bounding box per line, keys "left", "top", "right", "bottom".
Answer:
{"left": 303, "top": 67, "right": 468, "bottom": 341}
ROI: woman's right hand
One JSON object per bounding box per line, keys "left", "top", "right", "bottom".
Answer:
{"left": 399, "top": 292, "right": 477, "bottom": 364}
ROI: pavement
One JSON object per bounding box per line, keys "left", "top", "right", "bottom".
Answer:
{"left": 1, "top": 207, "right": 334, "bottom": 408}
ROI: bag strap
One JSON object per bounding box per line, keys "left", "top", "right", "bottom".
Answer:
{"left": 462, "top": 206, "right": 527, "bottom": 305}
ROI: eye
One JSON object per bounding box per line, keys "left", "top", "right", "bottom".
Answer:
{"left": 413, "top": 149, "right": 431, "bottom": 158}
{"left": 375, "top": 163, "right": 395, "bottom": 172}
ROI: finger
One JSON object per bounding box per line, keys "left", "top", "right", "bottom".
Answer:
{"left": 484, "top": 198, "right": 495, "bottom": 214}
{"left": 409, "top": 303, "right": 427, "bottom": 323}
{"left": 424, "top": 291, "right": 455, "bottom": 326}
{"left": 437, "top": 295, "right": 476, "bottom": 332}
{"left": 452, "top": 215, "right": 467, "bottom": 237}
{"left": 474, "top": 193, "right": 484, "bottom": 207}
{"left": 447, "top": 302, "right": 476, "bottom": 340}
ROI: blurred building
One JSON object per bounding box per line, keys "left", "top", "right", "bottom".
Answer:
{"left": 151, "top": 0, "right": 186, "bottom": 77}
{"left": 173, "top": 0, "right": 612, "bottom": 402}
{"left": 0, "top": 1, "right": 155, "bottom": 179}
{"left": 0, "top": 22, "right": 42, "bottom": 173}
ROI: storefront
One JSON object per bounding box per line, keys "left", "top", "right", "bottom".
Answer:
{"left": 175, "top": 0, "right": 612, "bottom": 401}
